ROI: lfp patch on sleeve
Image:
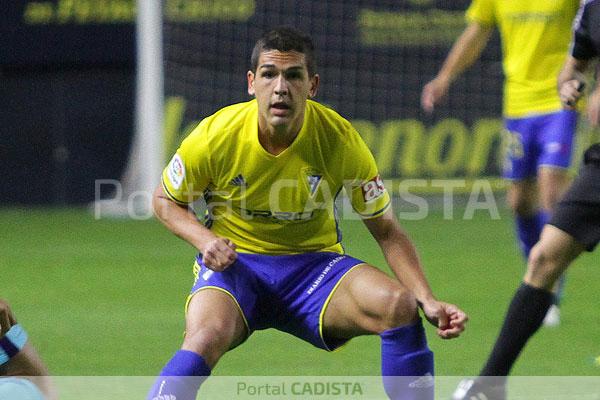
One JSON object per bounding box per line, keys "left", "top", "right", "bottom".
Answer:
{"left": 167, "top": 154, "right": 185, "bottom": 189}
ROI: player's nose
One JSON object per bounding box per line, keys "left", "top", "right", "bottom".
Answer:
{"left": 274, "top": 75, "right": 288, "bottom": 95}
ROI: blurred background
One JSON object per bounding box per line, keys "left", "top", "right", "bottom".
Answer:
{"left": 1, "top": 0, "right": 135, "bottom": 205}
{"left": 2, "top": 0, "right": 510, "bottom": 207}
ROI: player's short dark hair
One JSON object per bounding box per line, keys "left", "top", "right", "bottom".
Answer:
{"left": 250, "top": 27, "right": 316, "bottom": 76}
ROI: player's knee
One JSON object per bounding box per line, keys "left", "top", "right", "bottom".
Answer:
{"left": 183, "top": 325, "right": 233, "bottom": 362}
{"left": 525, "top": 244, "right": 559, "bottom": 290}
{"left": 507, "top": 194, "right": 536, "bottom": 216}
{"left": 377, "top": 287, "right": 418, "bottom": 331}
{"left": 540, "top": 192, "right": 560, "bottom": 212}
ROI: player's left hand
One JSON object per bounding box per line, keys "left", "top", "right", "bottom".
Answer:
{"left": 420, "top": 299, "right": 468, "bottom": 339}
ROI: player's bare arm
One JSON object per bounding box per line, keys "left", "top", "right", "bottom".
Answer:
{"left": 586, "top": 64, "right": 600, "bottom": 127}
{"left": 587, "top": 80, "right": 600, "bottom": 127}
{"left": 362, "top": 209, "right": 468, "bottom": 339}
{"left": 421, "top": 22, "right": 493, "bottom": 113}
{"left": 152, "top": 185, "right": 237, "bottom": 271}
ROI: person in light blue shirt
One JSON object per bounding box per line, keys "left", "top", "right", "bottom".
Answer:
{"left": 0, "top": 299, "right": 55, "bottom": 400}
{"left": 0, "top": 377, "right": 46, "bottom": 400}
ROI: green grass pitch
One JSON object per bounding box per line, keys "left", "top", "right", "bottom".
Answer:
{"left": 1, "top": 206, "right": 599, "bottom": 381}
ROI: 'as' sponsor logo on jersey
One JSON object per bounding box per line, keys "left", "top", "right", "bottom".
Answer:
{"left": 167, "top": 154, "right": 185, "bottom": 189}
{"left": 361, "top": 175, "right": 386, "bottom": 203}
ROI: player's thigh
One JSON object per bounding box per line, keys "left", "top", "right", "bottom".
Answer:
{"left": 183, "top": 288, "right": 247, "bottom": 364}
{"left": 524, "top": 225, "right": 584, "bottom": 289}
{"left": 322, "top": 264, "right": 418, "bottom": 338}
{"left": 506, "top": 178, "right": 538, "bottom": 215}
{"left": 537, "top": 167, "right": 571, "bottom": 211}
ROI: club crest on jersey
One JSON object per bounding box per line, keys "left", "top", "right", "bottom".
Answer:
{"left": 306, "top": 173, "right": 322, "bottom": 197}
{"left": 167, "top": 154, "right": 185, "bottom": 190}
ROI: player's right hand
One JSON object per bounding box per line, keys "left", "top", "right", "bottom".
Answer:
{"left": 201, "top": 238, "right": 238, "bottom": 271}
{"left": 421, "top": 77, "right": 449, "bottom": 113}
{"left": 559, "top": 79, "right": 585, "bottom": 109}
{"left": 0, "top": 299, "right": 17, "bottom": 337}
{"left": 420, "top": 299, "right": 468, "bottom": 340}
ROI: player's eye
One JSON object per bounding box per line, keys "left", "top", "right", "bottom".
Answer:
{"left": 285, "top": 71, "right": 303, "bottom": 80}
{"left": 261, "top": 70, "right": 276, "bottom": 78}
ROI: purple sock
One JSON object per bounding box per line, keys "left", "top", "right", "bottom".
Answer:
{"left": 516, "top": 211, "right": 549, "bottom": 258}
{"left": 147, "top": 350, "right": 211, "bottom": 400}
{"left": 380, "top": 320, "right": 434, "bottom": 400}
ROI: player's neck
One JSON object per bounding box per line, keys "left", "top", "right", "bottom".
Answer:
{"left": 258, "top": 122, "right": 302, "bottom": 156}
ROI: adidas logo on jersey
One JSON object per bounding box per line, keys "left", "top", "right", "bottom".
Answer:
{"left": 151, "top": 395, "right": 176, "bottom": 400}
{"left": 229, "top": 174, "right": 247, "bottom": 187}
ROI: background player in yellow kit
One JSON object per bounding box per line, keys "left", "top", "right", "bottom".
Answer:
{"left": 453, "top": 1, "right": 600, "bottom": 398}
{"left": 422, "top": 0, "right": 580, "bottom": 327}
{"left": 147, "top": 27, "right": 467, "bottom": 400}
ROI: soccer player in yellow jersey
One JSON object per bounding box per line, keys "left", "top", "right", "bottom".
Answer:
{"left": 422, "top": 0, "right": 580, "bottom": 327}
{"left": 147, "top": 27, "right": 468, "bottom": 400}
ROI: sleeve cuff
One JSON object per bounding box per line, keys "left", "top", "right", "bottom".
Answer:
{"left": 354, "top": 200, "right": 391, "bottom": 219}
{"left": 161, "top": 178, "right": 190, "bottom": 205}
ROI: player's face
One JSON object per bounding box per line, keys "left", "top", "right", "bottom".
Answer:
{"left": 248, "top": 50, "right": 319, "bottom": 134}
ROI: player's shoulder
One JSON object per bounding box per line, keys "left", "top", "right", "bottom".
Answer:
{"left": 306, "top": 100, "right": 360, "bottom": 144}
{"left": 201, "top": 100, "right": 256, "bottom": 137}
{"left": 465, "top": 0, "right": 497, "bottom": 25}
{"left": 184, "top": 100, "right": 256, "bottom": 146}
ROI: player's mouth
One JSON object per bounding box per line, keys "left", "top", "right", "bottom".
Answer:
{"left": 270, "top": 102, "right": 291, "bottom": 116}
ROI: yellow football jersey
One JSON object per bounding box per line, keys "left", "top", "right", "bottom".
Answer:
{"left": 467, "top": 0, "right": 579, "bottom": 117}
{"left": 162, "top": 99, "right": 390, "bottom": 255}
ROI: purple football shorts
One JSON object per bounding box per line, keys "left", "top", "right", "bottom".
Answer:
{"left": 503, "top": 109, "right": 577, "bottom": 180}
{"left": 187, "top": 252, "right": 366, "bottom": 351}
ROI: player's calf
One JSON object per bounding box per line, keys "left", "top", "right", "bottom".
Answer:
{"left": 147, "top": 290, "right": 246, "bottom": 400}
{"left": 525, "top": 244, "right": 561, "bottom": 291}
{"left": 524, "top": 226, "right": 579, "bottom": 291}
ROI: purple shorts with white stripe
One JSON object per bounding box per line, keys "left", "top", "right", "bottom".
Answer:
{"left": 189, "top": 252, "right": 365, "bottom": 351}
{"left": 503, "top": 109, "right": 577, "bottom": 180}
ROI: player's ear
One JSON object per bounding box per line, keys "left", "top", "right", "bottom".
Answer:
{"left": 308, "top": 74, "right": 320, "bottom": 98}
{"left": 247, "top": 70, "right": 256, "bottom": 96}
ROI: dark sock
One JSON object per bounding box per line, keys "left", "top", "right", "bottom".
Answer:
{"left": 480, "top": 283, "right": 553, "bottom": 377}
